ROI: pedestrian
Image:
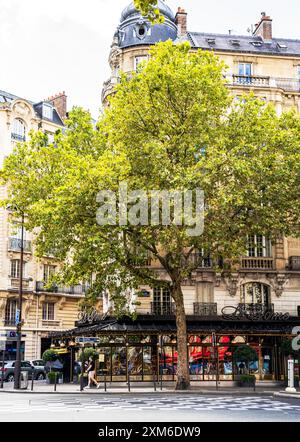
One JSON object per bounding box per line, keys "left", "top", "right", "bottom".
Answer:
{"left": 85, "top": 356, "right": 101, "bottom": 389}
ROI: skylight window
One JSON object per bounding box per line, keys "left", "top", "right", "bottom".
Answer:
{"left": 277, "top": 43, "right": 287, "bottom": 50}
{"left": 230, "top": 39, "right": 240, "bottom": 46}
{"left": 206, "top": 38, "right": 216, "bottom": 45}
{"left": 250, "top": 41, "right": 263, "bottom": 47}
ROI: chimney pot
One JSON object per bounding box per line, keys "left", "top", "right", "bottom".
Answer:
{"left": 253, "top": 11, "right": 272, "bottom": 41}
{"left": 175, "top": 6, "right": 187, "bottom": 37}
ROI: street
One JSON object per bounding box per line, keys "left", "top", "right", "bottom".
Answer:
{"left": 0, "top": 393, "right": 299, "bottom": 422}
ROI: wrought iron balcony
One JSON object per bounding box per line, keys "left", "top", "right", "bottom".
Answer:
{"left": 151, "top": 302, "right": 175, "bottom": 316}
{"left": 36, "top": 281, "right": 88, "bottom": 295}
{"left": 240, "top": 257, "right": 274, "bottom": 270}
{"left": 8, "top": 237, "right": 32, "bottom": 253}
{"left": 193, "top": 302, "right": 218, "bottom": 316}
{"left": 11, "top": 133, "right": 26, "bottom": 142}
{"left": 238, "top": 303, "right": 274, "bottom": 315}
{"left": 231, "top": 75, "right": 300, "bottom": 92}
{"left": 289, "top": 256, "right": 300, "bottom": 271}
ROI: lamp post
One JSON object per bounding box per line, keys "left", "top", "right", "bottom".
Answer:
{"left": 7, "top": 206, "right": 25, "bottom": 390}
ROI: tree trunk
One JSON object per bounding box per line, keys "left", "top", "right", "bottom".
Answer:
{"left": 172, "top": 285, "right": 190, "bottom": 390}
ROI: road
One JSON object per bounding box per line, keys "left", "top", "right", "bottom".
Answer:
{"left": 0, "top": 393, "right": 299, "bottom": 422}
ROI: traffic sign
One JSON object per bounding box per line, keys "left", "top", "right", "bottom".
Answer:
{"left": 15, "top": 309, "right": 20, "bottom": 326}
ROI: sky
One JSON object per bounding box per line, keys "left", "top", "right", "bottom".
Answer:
{"left": 1, "top": 0, "right": 300, "bottom": 118}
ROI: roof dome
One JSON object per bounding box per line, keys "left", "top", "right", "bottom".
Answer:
{"left": 120, "top": 1, "right": 175, "bottom": 23}
{"left": 117, "top": 1, "right": 177, "bottom": 48}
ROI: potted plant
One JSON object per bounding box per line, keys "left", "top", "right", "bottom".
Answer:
{"left": 46, "top": 371, "right": 59, "bottom": 385}
{"left": 42, "top": 349, "right": 58, "bottom": 372}
{"left": 234, "top": 345, "right": 258, "bottom": 387}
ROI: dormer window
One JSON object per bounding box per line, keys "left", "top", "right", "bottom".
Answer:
{"left": 250, "top": 41, "right": 263, "bottom": 47}
{"left": 134, "top": 21, "right": 149, "bottom": 40}
{"left": 206, "top": 38, "right": 216, "bottom": 45}
{"left": 43, "top": 103, "right": 53, "bottom": 120}
{"left": 277, "top": 43, "right": 287, "bottom": 50}
{"left": 230, "top": 39, "right": 240, "bottom": 46}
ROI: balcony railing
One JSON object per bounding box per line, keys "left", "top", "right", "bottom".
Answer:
{"left": 240, "top": 257, "right": 274, "bottom": 270}
{"left": 289, "top": 256, "right": 300, "bottom": 271}
{"left": 232, "top": 74, "right": 270, "bottom": 87}
{"left": 4, "top": 319, "right": 16, "bottom": 326}
{"left": 11, "top": 133, "right": 26, "bottom": 142}
{"left": 231, "top": 75, "right": 300, "bottom": 92}
{"left": 151, "top": 302, "right": 175, "bottom": 316}
{"left": 36, "top": 281, "right": 88, "bottom": 295}
{"left": 8, "top": 238, "right": 32, "bottom": 253}
{"left": 238, "top": 303, "right": 274, "bottom": 315}
{"left": 193, "top": 302, "right": 218, "bottom": 316}
{"left": 184, "top": 253, "right": 212, "bottom": 269}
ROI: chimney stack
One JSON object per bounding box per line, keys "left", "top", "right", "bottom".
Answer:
{"left": 175, "top": 7, "right": 187, "bottom": 37}
{"left": 253, "top": 12, "right": 272, "bottom": 41}
{"left": 47, "top": 91, "right": 67, "bottom": 120}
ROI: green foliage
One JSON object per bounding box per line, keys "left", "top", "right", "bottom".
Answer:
{"left": 79, "top": 348, "right": 98, "bottom": 363}
{"left": 134, "top": 0, "right": 164, "bottom": 23}
{"left": 47, "top": 371, "right": 59, "bottom": 382}
{"left": 42, "top": 349, "right": 58, "bottom": 363}
{"left": 239, "top": 374, "right": 256, "bottom": 384}
{"left": 233, "top": 345, "right": 258, "bottom": 363}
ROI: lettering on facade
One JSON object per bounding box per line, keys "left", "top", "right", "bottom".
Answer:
{"left": 221, "top": 305, "right": 290, "bottom": 322}
{"left": 77, "top": 308, "right": 102, "bottom": 325}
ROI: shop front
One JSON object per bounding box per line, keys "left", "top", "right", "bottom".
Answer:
{"left": 49, "top": 316, "right": 300, "bottom": 384}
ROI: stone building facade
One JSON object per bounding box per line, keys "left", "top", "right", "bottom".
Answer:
{"left": 0, "top": 90, "right": 88, "bottom": 361}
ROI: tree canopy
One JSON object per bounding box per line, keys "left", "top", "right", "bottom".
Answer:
{"left": 2, "top": 41, "right": 300, "bottom": 388}
{"left": 134, "top": 0, "right": 163, "bottom": 22}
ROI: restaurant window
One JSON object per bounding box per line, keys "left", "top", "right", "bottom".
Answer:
{"left": 246, "top": 235, "right": 272, "bottom": 257}
{"left": 241, "top": 282, "right": 271, "bottom": 305}
{"left": 42, "top": 302, "right": 55, "bottom": 321}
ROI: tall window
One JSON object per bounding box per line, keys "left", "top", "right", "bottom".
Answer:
{"left": 153, "top": 287, "right": 172, "bottom": 315}
{"left": 237, "top": 63, "right": 252, "bottom": 84}
{"left": 10, "top": 260, "right": 26, "bottom": 278}
{"left": 5, "top": 299, "right": 17, "bottom": 325}
{"left": 246, "top": 235, "right": 272, "bottom": 257}
{"left": 241, "top": 282, "right": 271, "bottom": 306}
{"left": 42, "top": 302, "right": 55, "bottom": 321}
{"left": 11, "top": 119, "right": 26, "bottom": 141}
{"left": 43, "top": 265, "right": 56, "bottom": 283}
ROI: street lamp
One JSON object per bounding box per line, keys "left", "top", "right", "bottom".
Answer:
{"left": 7, "top": 205, "right": 25, "bottom": 390}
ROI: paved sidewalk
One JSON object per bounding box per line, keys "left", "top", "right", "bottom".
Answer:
{"left": 274, "top": 391, "right": 300, "bottom": 400}
{"left": 0, "top": 381, "right": 282, "bottom": 396}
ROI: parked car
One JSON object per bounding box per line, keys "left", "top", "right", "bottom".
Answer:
{"left": 0, "top": 360, "right": 46, "bottom": 382}
{"left": 29, "top": 360, "right": 46, "bottom": 380}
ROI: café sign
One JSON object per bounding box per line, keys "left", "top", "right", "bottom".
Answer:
{"left": 222, "top": 305, "right": 290, "bottom": 322}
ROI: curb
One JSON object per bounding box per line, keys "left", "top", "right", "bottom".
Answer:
{"left": 274, "top": 391, "right": 300, "bottom": 400}
{"left": 0, "top": 388, "right": 277, "bottom": 396}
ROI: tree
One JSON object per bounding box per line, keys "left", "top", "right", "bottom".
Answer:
{"left": 2, "top": 41, "right": 300, "bottom": 390}
{"left": 233, "top": 345, "right": 258, "bottom": 374}
{"left": 134, "top": 0, "right": 163, "bottom": 22}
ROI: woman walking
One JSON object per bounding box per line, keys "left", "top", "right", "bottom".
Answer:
{"left": 85, "top": 356, "right": 101, "bottom": 389}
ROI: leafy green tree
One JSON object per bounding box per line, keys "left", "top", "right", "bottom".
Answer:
{"left": 2, "top": 42, "right": 300, "bottom": 389}
{"left": 233, "top": 345, "right": 258, "bottom": 374}
{"left": 134, "top": 0, "right": 163, "bottom": 22}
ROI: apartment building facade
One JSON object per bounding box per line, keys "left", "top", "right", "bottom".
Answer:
{"left": 0, "top": 90, "right": 89, "bottom": 361}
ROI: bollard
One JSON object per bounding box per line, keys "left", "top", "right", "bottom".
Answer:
{"left": 31, "top": 374, "right": 34, "bottom": 391}
{"left": 104, "top": 376, "right": 107, "bottom": 392}
{"left": 128, "top": 373, "right": 131, "bottom": 392}
{"left": 153, "top": 372, "right": 157, "bottom": 392}
{"left": 0, "top": 351, "right": 5, "bottom": 389}
{"left": 160, "top": 371, "right": 163, "bottom": 391}
{"left": 54, "top": 372, "right": 57, "bottom": 392}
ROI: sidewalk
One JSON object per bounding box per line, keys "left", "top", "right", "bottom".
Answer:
{"left": 274, "top": 391, "right": 300, "bottom": 400}
{"left": 0, "top": 381, "right": 282, "bottom": 396}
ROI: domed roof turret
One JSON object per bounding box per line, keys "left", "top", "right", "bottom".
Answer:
{"left": 116, "top": 1, "right": 178, "bottom": 49}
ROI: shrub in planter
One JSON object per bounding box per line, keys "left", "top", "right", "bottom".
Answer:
{"left": 238, "top": 375, "right": 256, "bottom": 387}
{"left": 47, "top": 372, "right": 60, "bottom": 385}
{"left": 42, "top": 349, "right": 58, "bottom": 364}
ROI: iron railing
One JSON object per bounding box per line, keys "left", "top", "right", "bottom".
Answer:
{"left": 193, "top": 302, "right": 218, "bottom": 316}
{"left": 36, "top": 281, "right": 88, "bottom": 295}
{"left": 238, "top": 303, "right": 274, "bottom": 315}
{"left": 8, "top": 237, "right": 32, "bottom": 253}
{"left": 151, "top": 302, "right": 175, "bottom": 316}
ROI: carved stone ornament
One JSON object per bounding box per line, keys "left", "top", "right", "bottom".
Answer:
{"left": 12, "top": 101, "right": 31, "bottom": 118}
{"left": 267, "top": 273, "right": 289, "bottom": 298}
{"left": 224, "top": 273, "right": 244, "bottom": 297}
